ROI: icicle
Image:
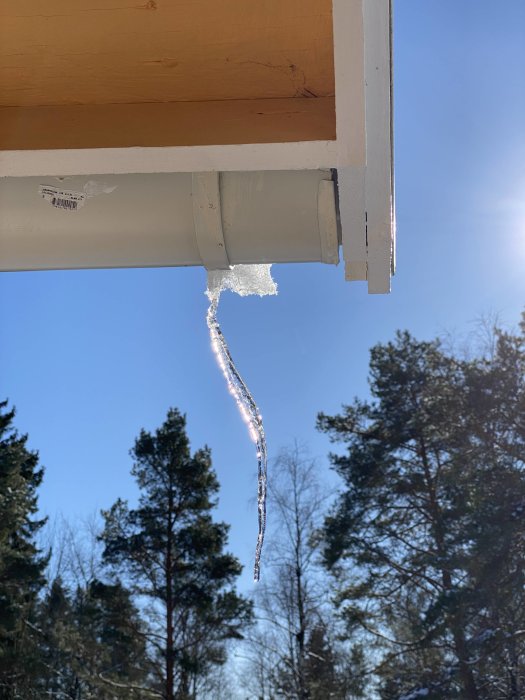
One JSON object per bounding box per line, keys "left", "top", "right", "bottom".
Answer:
{"left": 205, "top": 265, "right": 277, "bottom": 581}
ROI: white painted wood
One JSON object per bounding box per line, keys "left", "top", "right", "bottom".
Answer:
{"left": 317, "top": 180, "right": 340, "bottom": 265}
{"left": 333, "top": 0, "right": 394, "bottom": 290}
{"left": 332, "top": 0, "right": 367, "bottom": 168}
{"left": 192, "top": 172, "right": 230, "bottom": 270}
{"left": 332, "top": 0, "right": 367, "bottom": 281}
{"left": 363, "top": 0, "right": 394, "bottom": 294}
{"left": 0, "top": 141, "right": 340, "bottom": 179}
{"left": 338, "top": 166, "right": 367, "bottom": 281}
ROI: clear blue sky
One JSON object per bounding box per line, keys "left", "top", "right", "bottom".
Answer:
{"left": 1, "top": 0, "right": 524, "bottom": 590}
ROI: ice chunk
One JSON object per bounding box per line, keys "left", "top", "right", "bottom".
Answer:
{"left": 206, "top": 263, "right": 278, "bottom": 301}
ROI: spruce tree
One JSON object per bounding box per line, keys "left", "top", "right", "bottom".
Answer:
{"left": 36, "top": 578, "right": 79, "bottom": 698}
{"left": 73, "top": 579, "right": 152, "bottom": 697}
{"left": 100, "top": 408, "right": 252, "bottom": 700}
{"left": 36, "top": 577, "right": 152, "bottom": 699}
{"left": 0, "top": 399, "right": 47, "bottom": 698}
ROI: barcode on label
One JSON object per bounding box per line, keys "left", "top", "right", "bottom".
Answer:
{"left": 39, "top": 185, "right": 86, "bottom": 212}
{"left": 51, "top": 197, "right": 78, "bottom": 210}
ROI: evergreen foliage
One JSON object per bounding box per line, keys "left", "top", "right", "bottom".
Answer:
{"left": 3, "top": 314, "right": 524, "bottom": 699}
{"left": 100, "top": 407, "right": 252, "bottom": 700}
{"left": 0, "top": 400, "right": 47, "bottom": 698}
{"left": 35, "top": 576, "right": 152, "bottom": 698}
{"left": 317, "top": 315, "right": 525, "bottom": 699}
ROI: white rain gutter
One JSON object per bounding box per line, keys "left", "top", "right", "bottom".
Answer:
{"left": 0, "top": 170, "right": 340, "bottom": 273}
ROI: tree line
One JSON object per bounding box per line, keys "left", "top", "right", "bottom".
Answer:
{"left": 1, "top": 312, "right": 524, "bottom": 699}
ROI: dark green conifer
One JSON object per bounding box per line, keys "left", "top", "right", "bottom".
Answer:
{"left": 0, "top": 399, "right": 47, "bottom": 698}
{"left": 318, "top": 317, "right": 525, "bottom": 699}
{"left": 100, "top": 408, "right": 252, "bottom": 700}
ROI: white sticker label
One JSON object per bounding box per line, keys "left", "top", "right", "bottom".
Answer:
{"left": 39, "top": 185, "right": 86, "bottom": 212}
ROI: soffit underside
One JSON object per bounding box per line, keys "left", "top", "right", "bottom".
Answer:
{"left": 0, "top": 0, "right": 335, "bottom": 107}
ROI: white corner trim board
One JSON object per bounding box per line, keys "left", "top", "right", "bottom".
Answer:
{"left": 333, "top": 0, "right": 394, "bottom": 293}
{"left": 0, "top": 0, "right": 394, "bottom": 293}
{"left": 362, "top": 0, "right": 395, "bottom": 294}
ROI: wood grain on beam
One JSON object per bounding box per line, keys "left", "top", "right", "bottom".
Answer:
{"left": 0, "top": 97, "right": 336, "bottom": 150}
{"left": 0, "top": 0, "right": 334, "bottom": 107}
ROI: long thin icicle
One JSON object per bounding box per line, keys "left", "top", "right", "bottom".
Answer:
{"left": 206, "top": 290, "right": 268, "bottom": 582}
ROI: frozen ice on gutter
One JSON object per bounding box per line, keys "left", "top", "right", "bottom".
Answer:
{"left": 206, "top": 264, "right": 277, "bottom": 581}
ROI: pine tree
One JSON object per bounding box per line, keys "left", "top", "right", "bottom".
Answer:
{"left": 317, "top": 317, "right": 525, "bottom": 699}
{"left": 0, "top": 399, "right": 47, "bottom": 698}
{"left": 100, "top": 408, "right": 252, "bottom": 700}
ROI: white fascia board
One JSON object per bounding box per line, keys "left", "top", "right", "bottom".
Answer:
{"left": 0, "top": 140, "right": 341, "bottom": 179}
{"left": 332, "top": 0, "right": 367, "bottom": 281}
